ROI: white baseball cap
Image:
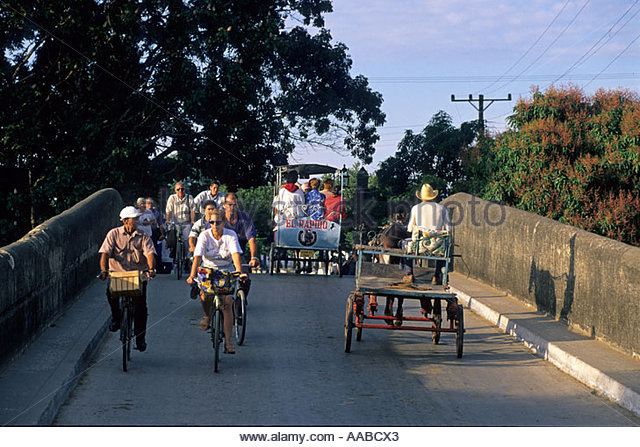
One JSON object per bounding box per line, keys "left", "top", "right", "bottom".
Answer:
{"left": 119, "top": 206, "right": 142, "bottom": 220}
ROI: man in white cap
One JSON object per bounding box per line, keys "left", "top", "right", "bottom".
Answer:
{"left": 98, "top": 206, "right": 156, "bottom": 352}
{"left": 402, "top": 184, "right": 452, "bottom": 313}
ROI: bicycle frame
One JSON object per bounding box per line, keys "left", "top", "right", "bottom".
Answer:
{"left": 195, "top": 269, "right": 242, "bottom": 372}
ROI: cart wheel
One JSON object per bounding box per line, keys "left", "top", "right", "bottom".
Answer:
{"left": 455, "top": 305, "right": 464, "bottom": 358}
{"left": 344, "top": 295, "right": 354, "bottom": 353}
{"left": 324, "top": 250, "right": 330, "bottom": 276}
{"left": 269, "top": 243, "right": 275, "bottom": 275}
{"left": 432, "top": 312, "right": 442, "bottom": 344}
{"left": 356, "top": 314, "right": 363, "bottom": 342}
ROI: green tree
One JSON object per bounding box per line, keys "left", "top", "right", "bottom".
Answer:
{"left": 375, "top": 111, "right": 479, "bottom": 199}
{"left": 0, "top": 0, "right": 385, "bottom": 245}
{"left": 485, "top": 85, "right": 640, "bottom": 246}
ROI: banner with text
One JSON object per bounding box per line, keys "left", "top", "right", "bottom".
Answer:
{"left": 275, "top": 217, "right": 341, "bottom": 250}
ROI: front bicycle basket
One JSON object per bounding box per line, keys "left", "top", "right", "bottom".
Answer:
{"left": 197, "top": 267, "right": 235, "bottom": 295}
{"left": 108, "top": 271, "right": 143, "bottom": 297}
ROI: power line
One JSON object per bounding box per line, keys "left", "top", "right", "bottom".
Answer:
{"left": 485, "top": 0, "right": 592, "bottom": 95}
{"left": 548, "top": 0, "right": 640, "bottom": 87}
{"left": 367, "top": 73, "right": 640, "bottom": 83}
{"left": 583, "top": 29, "right": 640, "bottom": 89}
{"left": 476, "top": 0, "right": 571, "bottom": 94}
{"left": 451, "top": 93, "right": 512, "bottom": 136}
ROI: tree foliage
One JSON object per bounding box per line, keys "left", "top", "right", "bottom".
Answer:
{"left": 0, "top": 0, "right": 385, "bottom": 245}
{"left": 485, "top": 85, "right": 640, "bottom": 246}
{"left": 375, "top": 111, "right": 479, "bottom": 199}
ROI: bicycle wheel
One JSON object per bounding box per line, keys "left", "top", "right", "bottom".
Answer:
{"left": 234, "top": 289, "right": 247, "bottom": 345}
{"left": 212, "top": 307, "right": 223, "bottom": 372}
{"left": 121, "top": 305, "right": 130, "bottom": 372}
{"left": 176, "top": 241, "right": 182, "bottom": 280}
{"left": 344, "top": 294, "right": 354, "bottom": 353}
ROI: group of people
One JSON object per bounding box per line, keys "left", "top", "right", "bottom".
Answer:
{"left": 272, "top": 170, "right": 346, "bottom": 223}
{"left": 98, "top": 179, "right": 260, "bottom": 355}
{"left": 97, "top": 175, "right": 453, "bottom": 355}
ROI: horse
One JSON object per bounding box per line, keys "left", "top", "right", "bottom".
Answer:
{"left": 374, "top": 221, "right": 410, "bottom": 326}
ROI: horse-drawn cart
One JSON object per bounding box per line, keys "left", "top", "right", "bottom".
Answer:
{"left": 344, "top": 234, "right": 464, "bottom": 358}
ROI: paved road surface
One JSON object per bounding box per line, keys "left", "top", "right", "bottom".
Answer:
{"left": 54, "top": 274, "right": 640, "bottom": 426}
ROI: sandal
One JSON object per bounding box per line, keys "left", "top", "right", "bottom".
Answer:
{"left": 224, "top": 344, "right": 236, "bottom": 354}
{"left": 199, "top": 316, "right": 210, "bottom": 330}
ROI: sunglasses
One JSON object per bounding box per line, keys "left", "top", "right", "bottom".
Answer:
{"left": 209, "top": 220, "right": 223, "bottom": 225}
{"left": 176, "top": 188, "right": 185, "bottom": 191}
{"left": 224, "top": 202, "right": 237, "bottom": 206}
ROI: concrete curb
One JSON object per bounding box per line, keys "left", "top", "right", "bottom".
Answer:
{"left": 0, "top": 276, "right": 112, "bottom": 426}
{"left": 450, "top": 284, "right": 640, "bottom": 418}
{"left": 36, "top": 318, "right": 110, "bottom": 425}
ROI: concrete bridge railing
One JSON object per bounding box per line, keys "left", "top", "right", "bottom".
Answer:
{"left": 443, "top": 192, "right": 640, "bottom": 359}
{"left": 0, "top": 189, "right": 122, "bottom": 365}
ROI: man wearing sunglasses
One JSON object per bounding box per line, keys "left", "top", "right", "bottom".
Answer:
{"left": 165, "top": 181, "right": 195, "bottom": 262}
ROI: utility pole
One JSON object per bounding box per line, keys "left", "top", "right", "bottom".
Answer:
{"left": 451, "top": 93, "right": 511, "bottom": 136}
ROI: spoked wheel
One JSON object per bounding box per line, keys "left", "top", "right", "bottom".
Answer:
{"left": 269, "top": 243, "right": 276, "bottom": 275}
{"left": 356, "top": 312, "right": 363, "bottom": 342}
{"left": 212, "top": 307, "right": 223, "bottom": 372}
{"left": 175, "top": 242, "right": 182, "bottom": 280}
{"left": 234, "top": 290, "right": 247, "bottom": 346}
{"left": 344, "top": 295, "right": 354, "bottom": 353}
{"left": 324, "top": 250, "right": 330, "bottom": 276}
{"left": 455, "top": 305, "right": 464, "bottom": 358}
{"left": 120, "top": 306, "right": 131, "bottom": 372}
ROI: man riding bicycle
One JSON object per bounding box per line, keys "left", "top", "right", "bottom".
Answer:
{"left": 98, "top": 206, "right": 156, "bottom": 352}
{"left": 166, "top": 181, "right": 195, "bottom": 266}
{"left": 222, "top": 193, "right": 259, "bottom": 295}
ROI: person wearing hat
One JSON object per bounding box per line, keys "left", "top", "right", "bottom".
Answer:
{"left": 403, "top": 183, "right": 451, "bottom": 288}
{"left": 98, "top": 206, "right": 156, "bottom": 352}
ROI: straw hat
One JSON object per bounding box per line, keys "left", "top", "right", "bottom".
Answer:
{"left": 415, "top": 184, "right": 439, "bottom": 201}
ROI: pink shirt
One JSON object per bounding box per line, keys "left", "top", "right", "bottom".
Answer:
{"left": 99, "top": 226, "right": 156, "bottom": 272}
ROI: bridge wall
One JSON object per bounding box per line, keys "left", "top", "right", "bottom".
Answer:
{"left": 444, "top": 193, "right": 640, "bottom": 358}
{"left": 0, "top": 189, "right": 122, "bottom": 365}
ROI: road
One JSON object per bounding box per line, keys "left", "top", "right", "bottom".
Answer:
{"left": 53, "top": 273, "right": 640, "bottom": 426}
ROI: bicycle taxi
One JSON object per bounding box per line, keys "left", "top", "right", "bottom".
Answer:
{"left": 268, "top": 164, "right": 348, "bottom": 276}
{"left": 344, "top": 230, "right": 464, "bottom": 358}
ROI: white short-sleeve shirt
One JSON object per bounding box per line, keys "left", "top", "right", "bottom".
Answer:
{"left": 194, "top": 228, "right": 242, "bottom": 267}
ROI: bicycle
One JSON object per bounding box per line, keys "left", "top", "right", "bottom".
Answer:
{"left": 106, "top": 270, "right": 151, "bottom": 372}
{"left": 194, "top": 266, "right": 248, "bottom": 372}
{"left": 170, "top": 223, "right": 190, "bottom": 280}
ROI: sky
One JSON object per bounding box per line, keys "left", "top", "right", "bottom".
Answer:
{"left": 288, "top": 0, "right": 640, "bottom": 172}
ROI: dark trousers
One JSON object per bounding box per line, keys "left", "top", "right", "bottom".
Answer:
{"left": 107, "top": 281, "right": 148, "bottom": 343}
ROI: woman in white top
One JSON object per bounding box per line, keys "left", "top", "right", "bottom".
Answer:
{"left": 187, "top": 209, "right": 242, "bottom": 354}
